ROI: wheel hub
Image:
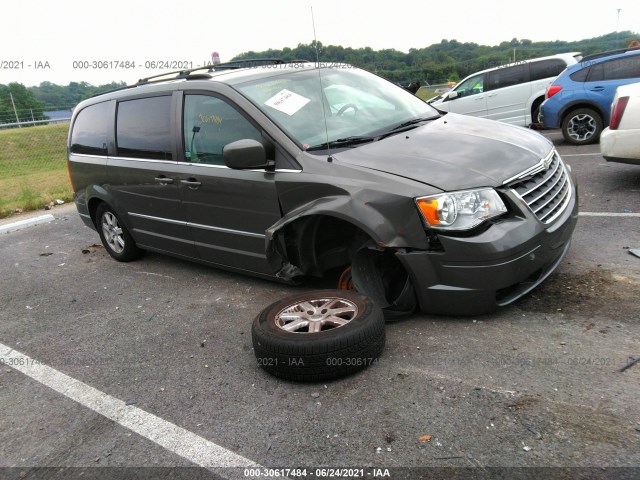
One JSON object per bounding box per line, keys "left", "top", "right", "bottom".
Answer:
{"left": 568, "top": 114, "right": 595, "bottom": 141}
{"left": 101, "top": 212, "right": 125, "bottom": 254}
{"left": 274, "top": 298, "right": 358, "bottom": 333}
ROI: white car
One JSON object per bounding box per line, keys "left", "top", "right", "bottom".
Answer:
{"left": 600, "top": 82, "right": 640, "bottom": 165}
{"left": 429, "top": 53, "right": 581, "bottom": 127}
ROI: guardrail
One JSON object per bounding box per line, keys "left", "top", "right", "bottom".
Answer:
{"left": 0, "top": 118, "right": 71, "bottom": 129}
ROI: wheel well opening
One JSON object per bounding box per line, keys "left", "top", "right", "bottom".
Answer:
{"left": 87, "top": 198, "right": 104, "bottom": 227}
{"left": 531, "top": 96, "right": 544, "bottom": 116}
{"left": 281, "top": 215, "right": 368, "bottom": 280}
{"left": 280, "top": 215, "right": 416, "bottom": 315}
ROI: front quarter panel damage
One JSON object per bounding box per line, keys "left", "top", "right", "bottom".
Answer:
{"left": 265, "top": 168, "right": 432, "bottom": 281}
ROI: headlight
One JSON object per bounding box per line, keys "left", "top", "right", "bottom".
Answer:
{"left": 415, "top": 188, "right": 507, "bottom": 231}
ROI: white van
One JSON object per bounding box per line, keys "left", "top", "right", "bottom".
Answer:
{"left": 429, "top": 53, "right": 581, "bottom": 127}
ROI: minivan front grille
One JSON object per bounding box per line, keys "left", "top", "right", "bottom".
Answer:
{"left": 508, "top": 151, "right": 571, "bottom": 224}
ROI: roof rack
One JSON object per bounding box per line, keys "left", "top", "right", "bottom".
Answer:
{"left": 90, "top": 59, "right": 310, "bottom": 98}
{"left": 581, "top": 46, "right": 640, "bottom": 62}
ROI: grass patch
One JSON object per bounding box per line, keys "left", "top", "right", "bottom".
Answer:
{"left": 0, "top": 123, "right": 72, "bottom": 218}
{"left": 416, "top": 87, "right": 442, "bottom": 102}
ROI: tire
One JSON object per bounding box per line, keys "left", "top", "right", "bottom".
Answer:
{"left": 252, "top": 290, "right": 385, "bottom": 382}
{"left": 561, "top": 108, "right": 603, "bottom": 145}
{"left": 96, "top": 203, "right": 144, "bottom": 262}
{"left": 338, "top": 265, "right": 416, "bottom": 322}
{"left": 531, "top": 101, "right": 543, "bottom": 129}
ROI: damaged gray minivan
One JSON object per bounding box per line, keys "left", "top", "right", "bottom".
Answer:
{"left": 68, "top": 61, "right": 578, "bottom": 317}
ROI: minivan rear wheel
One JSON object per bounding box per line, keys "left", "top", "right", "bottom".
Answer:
{"left": 96, "top": 203, "right": 144, "bottom": 262}
{"left": 561, "top": 108, "right": 603, "bottom": 145}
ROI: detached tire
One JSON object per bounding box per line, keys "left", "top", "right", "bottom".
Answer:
{"left": 96, "top": 203, "right": 144, "bottom": 262}
{"left": 561, "top": 108, "right": 603, "bottom": 145}
{"left": 252, "top": 290, "right": 385, "bottom": 382}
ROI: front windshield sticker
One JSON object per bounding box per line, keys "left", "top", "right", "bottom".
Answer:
{"left": 264, "top": 89, "right": 310, "bottom": 116}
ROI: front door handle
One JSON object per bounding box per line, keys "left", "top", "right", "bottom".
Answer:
{"left": 154, "top": 176, "right": 174, "bottom": 184}
{"left": 181, "top": 178, "right": 202, "bottom": 189}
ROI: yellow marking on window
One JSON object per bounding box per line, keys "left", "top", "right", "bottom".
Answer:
{"left": 198, "top": 114, "right": 223, "bottom": 124}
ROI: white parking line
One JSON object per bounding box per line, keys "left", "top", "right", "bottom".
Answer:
{"left": 0, "top": 342, "right": 261, "bottom": 473}
{"left": 579, "top": 212, "right": 640, "bottom": 217}
{"left": 0, "top": 214, "right": 55, "bottom": 234}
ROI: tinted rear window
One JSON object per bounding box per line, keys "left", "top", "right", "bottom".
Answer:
{"left": 530, "top": 59, "right": 567, "bottom": 81}
{"left": 570, "top": 67, "right": 590, "bottom": 82}
{"left": 603, "top": 55, "right": 640, "bottom": 80}
{"left": 486, "top": 64, "right": 529, "bottom": 91}
{"left": 70, "top": 101, "right": 110, "bottom": 155}
{"left": 116, "top": 96, "right": 172, "bottom": 160}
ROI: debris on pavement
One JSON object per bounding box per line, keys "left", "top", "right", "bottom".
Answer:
{"left": 619, "top": 356, "right": 640, "bottom": 372}
{"left": 526, "top": 425, "right": 543, "bottom": 440}
{"left": 629, "top": 249, "right": 640, "bottom": 259}
{"left": 523, "top": 446, "right": 532, "bottom": 452}
{"left": 419, "top": 435, "right": 432, "bottom": 442}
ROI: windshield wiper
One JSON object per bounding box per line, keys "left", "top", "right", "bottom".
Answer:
{"left": 306, "top": 135, "right": 376, "bottom": 151}
{"left": 305, "top": 116, "right": 440, "bottom": 151}
{"left": 379, "top": 115, "right": 440, "bottom": 139}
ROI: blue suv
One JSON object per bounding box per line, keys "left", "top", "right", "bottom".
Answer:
{"left": 540, "top": 47, "right": 640, "bottom": 145}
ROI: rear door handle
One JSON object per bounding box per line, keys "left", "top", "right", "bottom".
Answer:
{"left": 154, "top": 176, "right": 174, "bottom": 184}
{"left": 181, "top": 178, "right": 202, "bottom": 189}
{"left": 590, "top": 86, "right": 605, "bottom": 91}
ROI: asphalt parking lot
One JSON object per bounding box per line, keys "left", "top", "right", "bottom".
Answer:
{"left": 1, "top": 131, "right": 639, "bottom": 479}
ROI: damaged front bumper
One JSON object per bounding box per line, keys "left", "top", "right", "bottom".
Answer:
{"left": 396, "top": 188, "right": 579, "bottom": 316}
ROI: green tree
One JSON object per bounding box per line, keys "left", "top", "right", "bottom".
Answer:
{"left": 229, "top": 30, "right": 639, "bottom": 85}
{"left": 0, "top": 83, "right": 46, "bottom": 125}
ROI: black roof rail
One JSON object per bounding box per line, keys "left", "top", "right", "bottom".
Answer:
{"left": 136, "top": 58, "right": 309, "bottom": 83}
{"left": 581, "top": 46, "right": 640, "bottom": 62}
{"left": 212, "top": 58, "right": 287, "bottom": 70}
{"left": 89, "top": 85, "right": 136, "bottom": 98}
{"left": 90, "top": 59, "right": 311, "bottom": 98}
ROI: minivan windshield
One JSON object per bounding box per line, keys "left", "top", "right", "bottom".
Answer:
{"left": 236, "top": 66, "right": 440, "bottom": 150}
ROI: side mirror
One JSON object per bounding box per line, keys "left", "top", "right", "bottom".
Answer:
{"left": 447, "top": 90, "right": 458, "bottom": 100}
{"left": 223, "top": 139, "right": 272, "bottom": 170}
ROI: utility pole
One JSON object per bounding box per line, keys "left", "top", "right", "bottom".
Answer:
{"left": 9, "top": 92, "right": 21, "bottom": 128}
{"left": 616, "top": 9, "right": 622, "bottom": 47}
{"left": 513, "top": 48, "right": 516, "bottom": 63}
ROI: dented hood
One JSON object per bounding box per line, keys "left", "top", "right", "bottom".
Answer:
{"left": 332, "top": 113, "right": 553, "bottom": 191}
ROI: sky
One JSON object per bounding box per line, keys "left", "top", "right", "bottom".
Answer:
{"left": 2, "top": 0, "right": 639, "bottom": 88}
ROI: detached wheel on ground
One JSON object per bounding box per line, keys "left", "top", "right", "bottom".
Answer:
{"left": 561, "top": 108, "right": 603, "bottom": 145}
{"left": 96, "top": 203, "right": 144, "bottom": 262}
{"left": 252, "top": 290, "right": 385, "bottom": 382}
